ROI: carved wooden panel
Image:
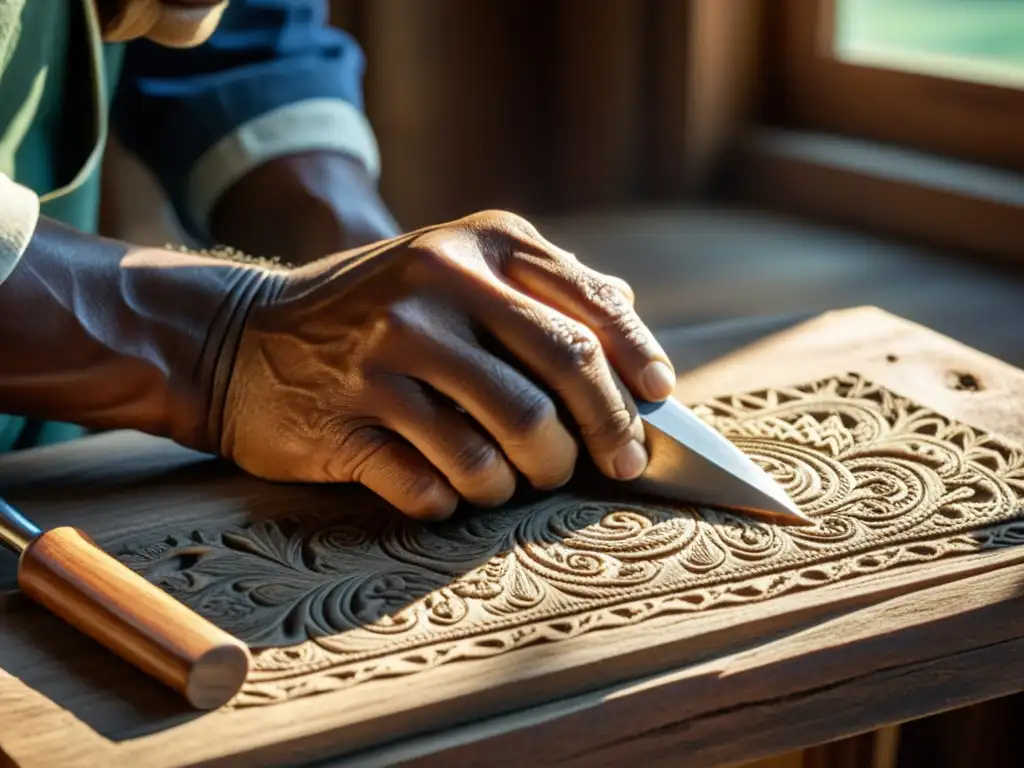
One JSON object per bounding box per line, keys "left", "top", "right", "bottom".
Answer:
{"left": 5, "top": 308, "right": 1024, "bottom": 768}
{"left": 117, "top": 373, "right": 1024, "bottom": 709}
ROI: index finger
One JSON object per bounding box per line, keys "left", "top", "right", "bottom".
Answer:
{"left": 505, "top": 247, "right": 676, "bottom": 403}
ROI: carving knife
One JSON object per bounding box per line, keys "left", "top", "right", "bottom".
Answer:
{"left": 631, "top": 396, "right": 812, "bottom": 525}
{"left": 0, "top": 496, "right": 250, "bottom": 709}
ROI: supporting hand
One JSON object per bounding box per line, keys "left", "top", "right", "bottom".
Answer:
{"left": 221, "top": 210, "right": 676, "bottom": 519}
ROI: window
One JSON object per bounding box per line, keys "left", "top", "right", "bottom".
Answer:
{"left": 780, "top": 0, "right": 1024, "bottom": 170}
{"left": 834, "top": 0, "right": 1024, "bottom": 88}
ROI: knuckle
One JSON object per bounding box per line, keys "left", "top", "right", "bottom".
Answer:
{"left": 582, "top": 275, "right": 631, "bottom": 321}
{"left": 335, "top": 425, "right": 391, "bottom": 483}
{"left": 407, "top": 230, "right": 496, "bottom": 282}
{"left": 579, "top": 275, "right": 650, "bottom": 346}
{"left": 614, "top": 277, "right": 635, "bottom": 296}
{"left": 472, "top": 209, "right": 535, "bottom": 234}
{"left": 404, "top": 231, "right": 466, "bottom": 272}
{"left": 467, "top": 210, "right": 550, "bottom": 252}
{"left": 569, "top": 335, "right": 603, "bottom": 370}
{"left": 450, "top": 440, "right": 503, "bottom": 481}
{"left": 398, "top": 471, "right": 445, "bottom": 509}
{"left": 402, "top": 489, "right": 455, "bottom": 521}
{"left": 613, "top": 311, "right": 650, "bottom": 348}
{"left": 506, "top": 392, "right": 559, "bottom": 442}
{"left": 547, "top": 315, "right": 602, "bottom": 370}
{"left": 581, "top": 406, "right": 635, "bottom": 443}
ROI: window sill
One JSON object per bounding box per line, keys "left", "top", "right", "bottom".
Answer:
{"left": 726, "top": 129, "right": 1024, "bottom": 265}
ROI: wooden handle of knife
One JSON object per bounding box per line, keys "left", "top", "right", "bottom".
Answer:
{"left": 17, "top": 527, "right": 250, "bottom": 710}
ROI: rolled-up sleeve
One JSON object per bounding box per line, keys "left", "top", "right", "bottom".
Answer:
{"left": 112, "top": 0, "right": 380, "bottom": 240}
{"left": 0, "top": 173, "right": 40, "bottom": 285}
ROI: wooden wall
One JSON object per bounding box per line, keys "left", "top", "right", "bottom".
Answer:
{"left": 328, "top": 0, "right": 767, "bottom": 229}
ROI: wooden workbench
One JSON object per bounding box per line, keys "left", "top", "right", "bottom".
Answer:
{"left": 2, "top": 306, "right": 1023, "bottom": 767}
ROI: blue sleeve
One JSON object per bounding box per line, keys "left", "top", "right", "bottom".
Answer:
{"left": 112, "top": 0, "right": 377, "bottom": 237}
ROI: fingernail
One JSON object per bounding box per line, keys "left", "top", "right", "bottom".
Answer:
{"left": 613, "top": 440, "right": 648, "bottom": 480}
{"left": 642, "top": 360, "right": 676, "bottom": 400}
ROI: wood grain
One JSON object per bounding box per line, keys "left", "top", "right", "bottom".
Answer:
{"left": 365, "top": 560, "right": 1024, "bottom": 767}
{"left": 0, "top": 669, "right": 112, "bottom": 768}
{"left": 18, "top": 528, "right": 250, "bottom": 710}
{"left": 2, "top": 307, "right": 1024, "bottom": 767}
{"left": 668, "top": 0, "right": 767, "bottom": 196}
{"left": 552, "top": 0, "right": 645, "bottom": 208}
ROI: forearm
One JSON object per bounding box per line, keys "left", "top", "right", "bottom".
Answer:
{"left": 210, "top": 152, "right": 401, "bottom": 265}
{"left": 0, "top": 217, "right": 272, "bottom": 450}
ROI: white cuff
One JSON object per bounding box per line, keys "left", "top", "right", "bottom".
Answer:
{"left": 185, "top": 98, "right": 382, "bottom": 236}
{"left": 0, "top": 174, "right": 41, "bottom": 285}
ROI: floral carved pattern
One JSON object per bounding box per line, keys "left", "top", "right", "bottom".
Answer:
{"left": 119, "top": 374, "right": 1024, "bottom": 707}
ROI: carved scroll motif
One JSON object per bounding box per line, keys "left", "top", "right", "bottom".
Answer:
{"left": 119, "top": 374, "right": 1024, "bottom": 707}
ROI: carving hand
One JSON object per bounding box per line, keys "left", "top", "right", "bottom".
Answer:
{"left": 220, "top": 210, "right": 677, "bottom": 520}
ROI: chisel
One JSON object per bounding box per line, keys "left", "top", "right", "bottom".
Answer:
{"left": 0, "top": 496, "right": 250, "bottom": 710}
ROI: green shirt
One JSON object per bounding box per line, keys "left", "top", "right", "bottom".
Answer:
{"left": 0, "top": 0, "right": 123, "bottom": 450}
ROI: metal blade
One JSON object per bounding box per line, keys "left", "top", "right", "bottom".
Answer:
{"left": 0, "top": 496, "right": 42, "bottom": 554}
{"left": 632, "top": 397, "right": 813, "bottom": 525}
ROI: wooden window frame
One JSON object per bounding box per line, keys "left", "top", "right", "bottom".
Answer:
{"left": 779, "top": 0, "right": 1024, "bottom": 172}
{"left": 726, "top": 0, "right": 1024, "bottom": 264}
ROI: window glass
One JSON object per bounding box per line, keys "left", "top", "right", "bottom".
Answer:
{"left": 834, "top": 0, "right": 1024, "bottom": 88}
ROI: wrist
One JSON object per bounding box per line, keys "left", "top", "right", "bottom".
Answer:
{"left": 134, "top": 251, "right": 280, "bottom": 452}
{"left": 0, "top": 218, "right": 280, "bottom": 452}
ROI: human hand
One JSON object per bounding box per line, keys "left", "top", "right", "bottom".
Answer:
{"left": 218, "top": 210, "right": 676, "bottom": 520}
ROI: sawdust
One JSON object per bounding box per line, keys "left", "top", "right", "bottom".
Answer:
{"left": 165, "top": 244, "right": 294, "bottom": 272}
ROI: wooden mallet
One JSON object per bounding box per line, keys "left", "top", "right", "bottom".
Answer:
{"left": 0, "top": 496, "right": 250, "bottom": 710}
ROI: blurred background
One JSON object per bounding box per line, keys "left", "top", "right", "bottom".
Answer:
{"left": 101, "top": 0, "right": 1024, "bottom": 371}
